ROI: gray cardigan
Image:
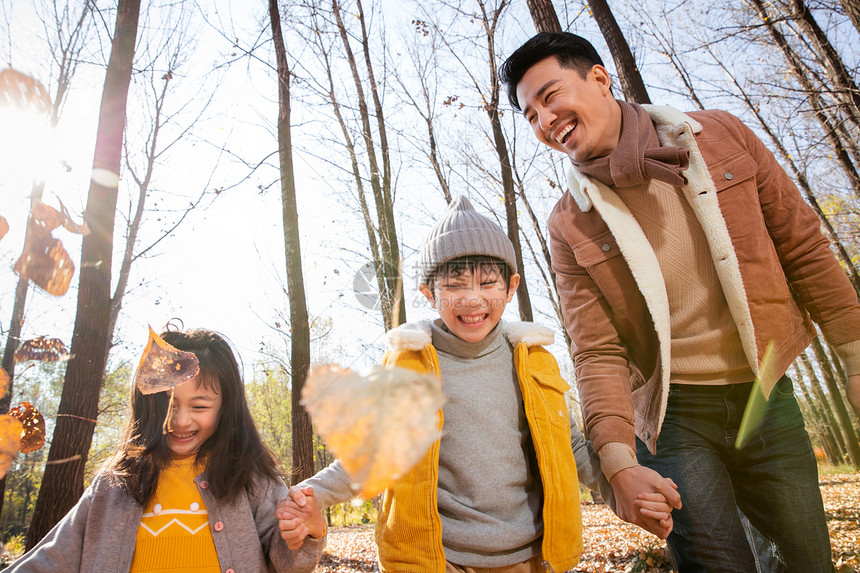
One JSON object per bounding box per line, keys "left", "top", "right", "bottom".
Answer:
{"left": 8, "top": 471, "right": 324, "bottom": 573}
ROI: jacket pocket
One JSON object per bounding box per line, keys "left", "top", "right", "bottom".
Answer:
{"left": 572, "top": 230, "right": 621, "bottom": 267}
{"left": 532, "top": 371, "right": 571, "bottom": 428}
{"left": 709, "top": 151, "right": 757, "bottom": 193}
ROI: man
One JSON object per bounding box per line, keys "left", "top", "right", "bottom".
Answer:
{"left": 500, "top": 32, "right": 860, "bottom": 571}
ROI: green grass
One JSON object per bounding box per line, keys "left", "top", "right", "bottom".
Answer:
{"left": 818, "top": 462, "right": 859, "bottom": 476}
{"left": 326, "top": 499, "right": 378, "bottom": 527}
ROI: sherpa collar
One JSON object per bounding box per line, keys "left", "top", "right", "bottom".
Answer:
{"left": 386, "top": 319, "right": 554, "bottom": 353}
{"left": 566, "top": 105, "right": 703, "bottom": 212}
{"left": 560, "top": 104, "right": 760, "bottom": 451}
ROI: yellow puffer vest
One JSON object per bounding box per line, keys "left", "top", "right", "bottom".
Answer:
{"left": 374, "top": 321, "right": 583, "bottom": 573}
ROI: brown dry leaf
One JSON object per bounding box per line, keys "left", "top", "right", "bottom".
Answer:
{"left": 0, "top": 415, "right": 23, "bottom": 479}
{"left": 8, "top": 401, "right": 45, "bottom": 454}
{"left": 0, "top": 367, "right": 9, "bottom": 400}
{"left": 313, "top": 473, "right": 860, "bottom": 573}
{"left": 134, "top": 326, "right": 199, "bottom": 395}
{"left": 0, "top": 215, "right": 8, "bottom": 242}
{"left": 0, "top": 68, "right": 51, "bottom": 114}
{"left": 316, "top": 525, "right": 379, "bottom": 572}
{"left": 14, "top": 236, "right": 74, "bottom": 296}
{"left": 301, "top": 364, "right": 445, "bottom": 499}
{"left": 34, "top": 199, "right": 89, "bottom": 236}
{"left": 14, "top": 336, "right": 71, "bottom": 363}
{"left": 14, "top": 201, "right": 89, "bottom": 296}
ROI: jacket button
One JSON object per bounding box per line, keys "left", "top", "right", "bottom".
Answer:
{"left": 644, "top": 430, "right": 651, "bottom": 440}
{"left": 724, "top": 172, "right": 734, "bottom": 180}
{"left": 226, "top": 569, "right": 235, "bottom": 573}
{"left": 601, "top": 243, "right": 611, "bottom": 252}
{"left": 199, "top": 480, "right": 209, "bottom": 489}
{"left": 214, "top": 521, "right": 224, "bottom": 531}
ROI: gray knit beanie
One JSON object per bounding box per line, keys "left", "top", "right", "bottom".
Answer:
{"left": 419, "top": 196, "right": 517, "bottom": 285}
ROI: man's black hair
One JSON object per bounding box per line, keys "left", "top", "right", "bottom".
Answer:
{"left": 499, "top": 32, "right": 605, "bottom": 112}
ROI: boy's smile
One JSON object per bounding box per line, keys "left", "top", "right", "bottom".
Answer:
{"left": 420, "top": 267, "right": 520, "bottom": 344}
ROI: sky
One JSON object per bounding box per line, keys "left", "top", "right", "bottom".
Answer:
{"left": 6, "top": 0, "right": 851, "bottom": 391}
{"left": 0, "top": 0, "right": 516, "bottom": 387}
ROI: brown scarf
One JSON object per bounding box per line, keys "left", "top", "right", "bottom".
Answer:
{"left": 573, "top": 101, "right": 690, "bottom": 188}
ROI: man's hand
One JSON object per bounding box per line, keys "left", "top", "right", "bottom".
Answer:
{"left": 609, "top": 465, "right": 681, "bottom": 539}
{"left": 848, "top": 374, "right": 860, "bottom": 417}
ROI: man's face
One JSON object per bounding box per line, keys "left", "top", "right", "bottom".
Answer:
{"left": 516, "top": 56, "right": 620, "bottom": 162}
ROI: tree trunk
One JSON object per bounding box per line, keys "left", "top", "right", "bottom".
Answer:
{"left": 749, "top": 0, "right": 860, "bottom": 200}
{"left": 810, "top": 337, "right": 860, "bottom": 467}
{"left": 0, "top": 2, "right": 91, "bottom": 514}
{"left": 838, "top": 0, "right": 860, "bottom": 35}
{"left": 788, "top": 0, "right": 860, "bottom": 123}
{"left": 354, "top": 0, "right": 405, "bottom": 328}
{"left": 713, "top": 54, "right": 860, "bottom": 296}
{"left": 0, "top": 182, "right": 45, "bottom": 521}
{"left": 479, "top": 0, "right": 533, "bottom": 321}
{"left": 331, "top": 0, "right": 405, "bottom": 330}
{"left": 794, "top": 362, "right": 844, "bottom": 464}
{"left": 268, "top": 0, "right": 314, "bottom": 484}
{"left": 525, "top": 0, "right": 562, "bottom": 33}
{"left": 800, "top": 351, "right": 850, "bottom": 460}
{"left": 586, "top": 0, "right": 651, "bottom": 104}
{"left": 26, "top": 0, "right": 141, "bottom": 548}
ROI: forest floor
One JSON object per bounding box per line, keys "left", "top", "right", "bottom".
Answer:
{"left": 314, "top": 472, "right": 860, "bottom": 573}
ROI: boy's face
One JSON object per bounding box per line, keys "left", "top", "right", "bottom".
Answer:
{"left": 420, "top": 266, "right": 520, "bottom": 344}
{"left": 516, "top": 56, "right": 620, "bottom": 162}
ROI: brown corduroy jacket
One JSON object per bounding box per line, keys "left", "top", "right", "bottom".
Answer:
{"left": 548, "top": 106, "right": 860, "bottom": 455}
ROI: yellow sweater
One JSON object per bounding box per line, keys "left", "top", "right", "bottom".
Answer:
{"left": 130, "top": 457, "right": 220, "bottom": 573}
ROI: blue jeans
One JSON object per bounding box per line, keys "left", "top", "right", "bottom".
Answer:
{"left": 635, "top": 377, "right": 832, "bottom": 572}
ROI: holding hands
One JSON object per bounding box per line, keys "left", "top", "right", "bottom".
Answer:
{"left": 276, "top": 485, "right": 326, "bottom": 549}
{"left": 610, "top": 465, "right": 681, "bottom": 539}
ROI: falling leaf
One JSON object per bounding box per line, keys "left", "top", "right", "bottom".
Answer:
{"left": 0, "top": 368, "right": 9, "bottom": 400}
{"left": 0, "top": 215, "right": 8, "bottom": 241}
{"left": 301, "top": 364, "right": 445, "bottom": 499}
{"left": 0, "top": 416, "right": 23, "bottom": 479}
{"left": 0, "top": 68, "right": 51, "bottom": 114}
{"left": 736, "top": 340, "right": 777, "bottom": 450}
{"left": 9, "top": 401, "right": 45, "bottom": 453}
{"left": 38, "top": 199, "right": 89, "bottom": 236}
{"left": 134, "top": 326, "right": 199, "bottom": 395}
{"left": 14, "top": 201, "right": 89, "bottom": 296}
{"left": 14, "top": 336, "right": 71, "bottom": 363}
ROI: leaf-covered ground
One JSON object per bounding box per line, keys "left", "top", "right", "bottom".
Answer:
{"left": 314, "top": 472, "right": 860, "bottom": 573}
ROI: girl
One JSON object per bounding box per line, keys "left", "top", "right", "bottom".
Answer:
{"left": 9, "top": 328, "right": 324, "bottom": 572}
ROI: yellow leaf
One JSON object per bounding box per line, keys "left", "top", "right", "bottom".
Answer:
{"left": 301, "top": 364, "right": 445, "bottom": 498}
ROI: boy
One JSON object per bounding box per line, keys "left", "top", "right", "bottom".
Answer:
{"left": 279, "top": 196, "right": 676, "bottom": 572}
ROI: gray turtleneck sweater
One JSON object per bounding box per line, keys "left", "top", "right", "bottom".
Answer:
{"left": 304, "top": 320, "right": 615, "bottom": 567}
{"left": 431, "top": 319, "right": 542, "bottom": 566}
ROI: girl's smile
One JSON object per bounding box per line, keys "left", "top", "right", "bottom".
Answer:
{"left": 166, "top": 376, "right": 221, "bottom": 457}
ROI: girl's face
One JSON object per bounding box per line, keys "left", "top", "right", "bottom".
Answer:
{"left": 165, "top": 376, "right": 222, "bottom": 457}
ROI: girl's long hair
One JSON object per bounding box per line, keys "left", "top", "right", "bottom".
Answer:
{"left": 105, "top": 328, "right": 279, "bottom": 505}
